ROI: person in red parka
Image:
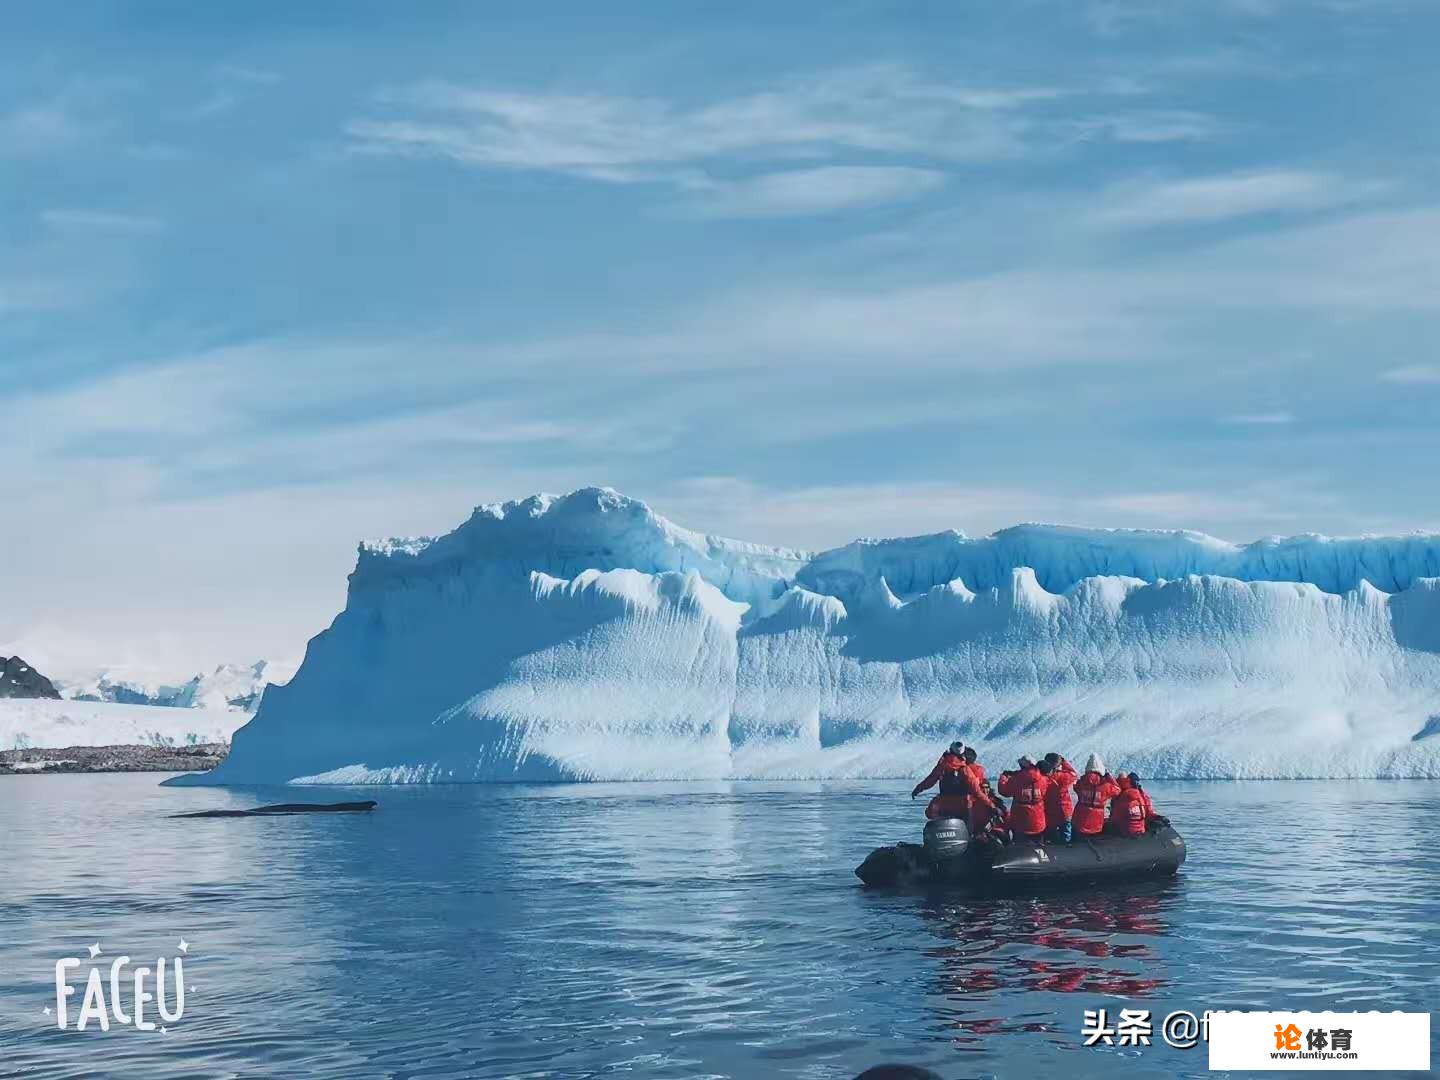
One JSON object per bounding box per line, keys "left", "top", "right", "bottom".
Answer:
{"left": 1126, "top": 772, "right": 1170, "bottom": 830}
{"left": 1039, "top": 753, "right": 1078, "bottom": 843}
{"left": 1107, "top": 772, "right": 1151, "bottom": 836}
{"left": 1072, "top": 753, "right": 1121, "bottom": 837}
{"left": 911, "top": 741, "right": 967, "bottom": 799}
{"left": 958, "top": 748, "right": 1002, "bottom": 834}
{"left": 997, "top": 756, "right": 1051, "bottom": 841}
{"left": 962, "top": 746, "right": 985, "bottom": 785}
{"left": 1130, "top": 772, "right": 1157, "bottom": 818}
{"left": 959, "top": 747, "right": 999, "bottom": 835}
{"left": 911, "top": 742, "right": 980, "bottom": 821}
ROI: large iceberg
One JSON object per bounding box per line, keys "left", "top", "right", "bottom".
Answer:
{"left": 172, "top": 487, "right": 1440, "bottom": 785}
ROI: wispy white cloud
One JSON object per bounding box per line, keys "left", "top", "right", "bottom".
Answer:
{"left": 1, "top": 76, "right": 140, "bottom": 157}
{"left": 215, "top": 64, "right": 282, "bottom": 86}
{"left": 1, "top": 340, "right": 669, "bottom": 500}
{"left": 1136, "top": 47, "right": 1303, "bottom": 80}
{"left": 696, "top": 273, "right": 1144, "bottom": 366}
{"left": 189, "top": 92, "right": 242, "bottom": 118}
{"left": 1087, "top": 0, "right": 1415, "bottom": 33}
{"left": 137, "top": 204, "right": 1423, "bottom": 394}
{"left": 1176, "top": 207, "right": 1440, "bottom": 310}
{"left": 347, "top": 66, "right": 1055, "bottom": 179}
{"left": 1381, "top": 365, "right": 1440, "bottom": 384}
{"left": 1068, "top": 109, "right": 1225, "bottom": 144}
{"left": 0, "top": 276, "right": 87, "bottom": 314}
{"left": 6, "top": 343, "right": 538, "bottom": 440}
{"left": 558, "top": 205, "right": 1440, "bottom": 372}
{"left": 348, "top": 65, "right": 1226, "bottom": 182}
{"left": 41, "top": 208, "right": 165, "bottom": 232}
{"left": 345, "top": 65, "right": 1213, "bottom": 212}
{"left": 16, "top": 200, "right": 1429, "bottom": 404}
{"left": 1089, "top": 170, "right": 1387, "bottom": 228}
{"left": 685, "top": 165, "right": 946, "bottom": 218}
{"left": 187, "top": 63, "right": 284, "bottom": 118}
{"left": 1, "top": 104, "right": 82, "bottom": 154}
{"left": 1220, "top": 411, "right": 1298, "bottom": 425}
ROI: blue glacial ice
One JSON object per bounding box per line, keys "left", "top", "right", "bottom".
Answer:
{"left": 170, "top": 487, "right": 1440, "bottom": 785}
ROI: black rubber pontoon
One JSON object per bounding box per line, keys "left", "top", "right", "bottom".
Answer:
{"left": 855, "top": 817, "right": 1186, "bottom": 889}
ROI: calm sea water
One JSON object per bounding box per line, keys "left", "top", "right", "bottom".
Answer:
{"left": 0, "top": 775, "right": 1436, "bottom": 1078}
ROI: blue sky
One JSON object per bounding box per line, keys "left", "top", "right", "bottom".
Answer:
{"left": 4, "top": 0, "right": 1440, "bottom": 675}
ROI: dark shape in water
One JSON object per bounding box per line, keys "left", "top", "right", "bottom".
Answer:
{"left": 855, "top": 816, "right": 1185, "bottom": 890}
{"left": 173, "top": 800, "right": 378, "bottom": 819}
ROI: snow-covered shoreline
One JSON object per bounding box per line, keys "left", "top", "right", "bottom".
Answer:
{"left": 1, "top": 698, "right": 245, "bottom": 752}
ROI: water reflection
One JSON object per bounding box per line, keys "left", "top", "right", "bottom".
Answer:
{"left": 906, "top": 880, "right": 1174, "bottom": 1054}
{"left": 2, "top": 777, "right": 1437, "bottom": 1079}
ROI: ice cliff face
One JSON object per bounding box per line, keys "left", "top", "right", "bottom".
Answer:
{"left": 173, "top": 487, "right": 1440, "bottom": 785}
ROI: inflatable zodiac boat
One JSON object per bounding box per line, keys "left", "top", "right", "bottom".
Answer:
{"left": 855, "top": 817, "right": 1186, "bottom": 889}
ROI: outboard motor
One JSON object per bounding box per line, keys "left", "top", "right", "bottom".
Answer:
{"left": 922, "top": 817, "right": 970, "bottom": 862}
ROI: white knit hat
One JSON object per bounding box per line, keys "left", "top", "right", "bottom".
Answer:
{"left": 1085, "top": 753, "right": 1106, "bottom": 774}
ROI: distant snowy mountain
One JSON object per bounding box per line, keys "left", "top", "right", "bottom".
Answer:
{"left": 62, "top": 659, "right": 296, "bottom": 713}
{"left": 172, "top": 487, "right": 1440, "bottom": 786}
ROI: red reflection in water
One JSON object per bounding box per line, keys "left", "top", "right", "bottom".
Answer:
{"left": 917, "top": 881, "right": 1179, "bottom": 1025}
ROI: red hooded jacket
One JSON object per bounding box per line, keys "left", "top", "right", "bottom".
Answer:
{"left": 1073, "top": 771, "right": 1121, "bottom": 836}
{"left": 962, "top": 762, "right": 996, "bottom": 832}
{"left": 1043, "top": 759, "right": 1078, "bottom": 830}
{"left": 1107, "top": 783, "right": 1150, "bottom": 836}
{"left": 912, "top": 753, "right": 965, "bottom": 798}
{"left": 998, "top": 765, "right": 1051, "bottom": 837}
{"left": 913, "top": 753, "right": 994, "bottom": 823}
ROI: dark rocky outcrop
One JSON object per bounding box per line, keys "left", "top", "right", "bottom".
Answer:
{"left": 0, "top": 656, "right": 61, "bottom": 699}
{"left": 0, "top": 743, "right": 228, "bottom": 774}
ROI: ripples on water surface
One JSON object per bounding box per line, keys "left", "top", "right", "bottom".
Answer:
{"left": 1, "top": 776, "right": 1437, "bottom": 1078}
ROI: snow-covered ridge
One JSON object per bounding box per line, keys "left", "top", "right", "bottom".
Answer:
{"left": 61, "top": 660, "right": 295, "bottom": 713}
{"left": 356, "top": 489, "right": 1440, "bottom": 602}
{"left": 799, "top": 524, "right": 1440, "bottom": 602}
{"left": 173, "top": 487, "right": 1440, "bottom": 786}
{"left": 352, "top": 488, "right": 809, "bottom": 607}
